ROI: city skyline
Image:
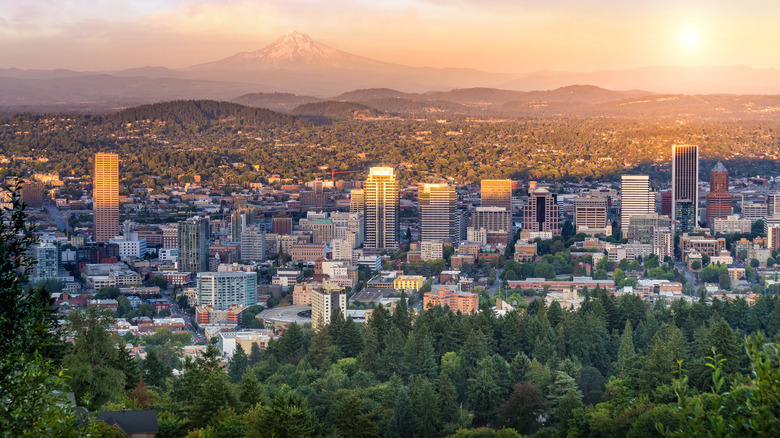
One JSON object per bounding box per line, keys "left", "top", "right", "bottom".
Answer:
{"left": 2, "top": 1, "right": 780, "bottom": 72}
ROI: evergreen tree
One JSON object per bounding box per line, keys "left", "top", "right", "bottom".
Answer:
{"left": 308, "top": 326, "right": 333, "bottom": 370}
{"left": 497, "top": 382, "right": 547, "bottom": 435}
{"left": 461, "top": 329, "right": 488, "bottom": 380}
{"left": 248, "top": 343, "right": 262, "bottom": 366}
{"left": 278, "top": 323, "right": 306, "bottom": 364}
{"left": 229, "top": 343, "right": 249, "bottom": 383}
{"left": 548, "top": 371, "right": 582, "bottom": 409}
{"left": 437, "top": 371, "right": 460, "bottom": 427}
{"left": 380, "top": 326, "right": 407, "bottom": 380}
{"left": 358, "top": 321, "right": 380, "bottom": 372}
{"left": 334, "top": 394, "right": 379, "bottom": 438}
{"left": 251, "top": 386, "right": 317, "bottom": 438}
{"left": 238, "top": 372, "right": 264, "bottom": 412}
{"left": 616, "top": 320, "right": 636, "bottom": 375}
{"left": 337, "top": 316, "right": 364, "bottom": 358}
{"left": 509, "top": 352, "right": 532, "bottom": 385}
{"left": 384, "top": 386, "right": 415, "bottom": 438}
{"left": 392, "top": 292, "right": 412, "bottom": 336}
{"left": 190, "top": 369, "right": 236, "bottom": 428}
{"left": 468, "top": 357, "right": 501, "bottom": 426}
{"left": 143, "top": 350, "right": 171, "bottom": 388}
{"left": 412, "top": 378, "right": 440, "bottom": 438}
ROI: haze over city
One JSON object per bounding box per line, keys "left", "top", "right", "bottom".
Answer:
{"left": 3, "top": 0, "right": 780, "bottom": 72}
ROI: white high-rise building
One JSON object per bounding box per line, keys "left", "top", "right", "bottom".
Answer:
{"left": 364, "top": 167, "right": 399, "bottom": 250}
{"left": 240, "top": 225, "right": 265, "bottom": 262}
{"left": 621, "top": 175, "right": 654, "bottom": 236}
{"left": 197, "top": 271, "right": 257, "bottom": 310}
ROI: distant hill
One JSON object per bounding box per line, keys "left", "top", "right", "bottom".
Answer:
{"left": 109, "top": 100, "right": 305, "bottom": 127}
{"left": 291, "top": 101, "right": 383, "bottom": 123}
{"left": 232, "top": 92, "right": 323, "bottom": 112}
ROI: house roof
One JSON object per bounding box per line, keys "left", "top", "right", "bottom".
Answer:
{"left": 97, "top": 410, "right": 159, "bottom": 434}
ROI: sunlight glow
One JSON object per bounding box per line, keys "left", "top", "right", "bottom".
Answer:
{"left": 678, "top": 26, "right": 702, "bottom": 52}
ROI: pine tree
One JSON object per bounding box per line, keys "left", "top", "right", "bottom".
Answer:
{"left": 334, "top": 394, "right": 379, "bottom": 438}
{"left": 616, "top": 320, "right": 636, "bottom": 375}
{"left": 248, "top": 343, "right": 262, "bottom": 366}
{"left": 509, "top": 352, "right": 531, "bottom": 385}
{"left": 380, "top": 326, "right": 407, "bottom": 380}
{"left": 468, "top": 357, "right": 501, "bottom": 426}
{"left": 412, "top": 378, "right": 440, "bottom": 438}
{"left": 384, "top": 386, "right": 415, "bottom": 438}
{"left": 308, "top": 326, "right": 333, "bottom": 370}
{"left": 143, "top": 350, "right": 171, "bottom": 388}
{"left": 229, "top": 343, "right": 249, "bottom": 383}
{"left": 548, "top": 371, "right": 582, "bottom": 409}
{"left": 278, "top": 323, "right": 305, "bottom": 364}
{"left": 436, "top": 371, "right": 459, "bottom": 427}
{"left": 461, "top": 329, "right": 488, "bottom": 380}
{"left": 338, "top": 317, "right": 364, "bottom": 358}
{"left": 358, "top": 321, "right": 379, "bottom": 372}
{"left": 238, "top": 372, "right": 264, "bottom": 412}
{"left": 392, "top": 291, "right": 412, "bottom": 336}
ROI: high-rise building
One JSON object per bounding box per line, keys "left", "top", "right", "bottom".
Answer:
{"left": 240, "top": 225, "right": 265, "bottom": 261}
{"left": 161, "top": 225, "right": 179, "bottom": 249}
{"left": 574, "top": 197, "right": 609, "bottom": 232}
{"left": 272, "top": 216, "right": 292, "bottom": 235}
{"left": 197, "top": 271, "right": 257, "bottom": 310}
{"left": 675, "top": 200, "right": 696, "bottom": 234}
{"left": 93, "top": 153, "right": 119, "bottom": 242}
{"left": 350, "top": 189, "right": 365, "bottom": 215}
{"left": 768, "top": 194, "right": 780, "bottom": 217}
{"left": 30, "top": 242, "right": 59, "bottom": 281}
{"left": 481, "top": 179, "right": 512, "bottom": 233}
{"left": 230, "top": 210, "right": 247, "bottom": 243}
{"left": 21, "top": 181, "right": 44, "bottom": 210}
{"left": 620, "top": 175, "right": 654, "bottom": 236}
{"left": 471, "top": 207, "right": 512, "bottom": 233}
{"left": 311, "top": 281, "right": 347, "bottom": 329}
{"left": 178, "top": 216, "right": 210, "bottom": 274}
{"left": 768, "top": 226, "right": 780, "bottom": 252}
{"left": 364, "top": 167, "right": 399, "bottom": 250}
{"left": 706, "top": 162, "right": 732, "bottom": 226}
{"left": 521, "top": 188, "right": 560, "bottom": 235}
{"left": 660, "top": 190, "right": 673, "bottom": 217}
{"left": 672, "top": 144, "right": 699, "bottom": 226}
{"left": 627, "top": 214, "right": 672, "bottom": 244}
{"left": 419, "top": 183, "right": 457, "bottom": 244}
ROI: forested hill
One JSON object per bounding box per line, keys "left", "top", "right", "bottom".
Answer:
{"left": 108, "top": 100, "right": 308, "bottom": 128}
{"left": 291, "top": 101, "right": 383, "bottom": 122}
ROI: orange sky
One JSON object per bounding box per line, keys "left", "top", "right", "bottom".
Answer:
{"left": 1, "top": 0, "right": 779, "bottom": 72}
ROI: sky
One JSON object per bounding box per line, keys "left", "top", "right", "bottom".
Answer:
{"left": 1, "top": 0, "right": 779, "bottom": 73}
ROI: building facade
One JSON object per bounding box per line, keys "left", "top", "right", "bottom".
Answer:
{"left": 672, "top": 144, "right": 699, "bottom": 227}
{"left": 93, "top": 153, "right": 119, "bottom": 242}
{"left": 311, "top": 282, "right": 347, "bottom": 329}
{"left": 178, "top": 216, "right": 210, "bottom": 274}
{"left": 364, "top": 167, "right": 399, "bottom": 250}
{"left": 419, "top": 183, "right": 457, "bottom": 244}
{"left": 522, "top": 188, "right": 560, "bottom": 235}
{"left": 706, "top": 162, "right": 732, "bottom": 226}
{"left": 197, "top": 271, "right": 257, "bottom": 310}
{"left": 621, "top": 175, "right": 654, "bottom": 236}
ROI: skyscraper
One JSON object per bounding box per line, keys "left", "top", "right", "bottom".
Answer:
{"left": 93, "top": 153, "right": 119, "bottom": 242}
{"left": 197, "top": 271, "right": 257, "bottom": 310}
{"left": 364, "top": 167, "right": 399, "bottom": 250}
{"left": 672, "top": 144, "right": 699, "bottom": 229}
{"left": 481, "top": 179, "right": 512, "bottom": 233}
{"left": 178, "top": 216, "right": 210, "bottom": 274}
{"left": 706, "top": 162, "right": 732, "bottom": 227}
{"left": 350, "top": 189, "right": 365, "bottom": 215}
{"left": 419, "top": 183, "right": 457, "bottom": 244}
{"left": 620, "top": 175, "right": 654, "bottom": 236}
{"left": 521, "top": 187, "right": 560, "bottom": 235}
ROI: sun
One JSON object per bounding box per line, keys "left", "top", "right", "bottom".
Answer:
{"left": 678, "top": 26, "right": 702, "bottom": 52}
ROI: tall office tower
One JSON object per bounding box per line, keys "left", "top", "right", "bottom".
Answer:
{"left": 178, "top": 216, "right": 210, "bottom": 274}
{"left": 419, "top": 183, "right": 457, "bottom": 244}
{"left": 706, "top": 162, "right": 732, "bottom": 226}
{"left": 350, "top": 189, "right": 365, "bottom": 215}
{"left": 230, "top": 210, "right": 247, "bottom": 242}
{"left": 272, "top": 216, "right": 292, "bottom": 235}
{"left": 481, "top": 179, "right": 512, "bottom": 232}
{"left": 675, "top": 200, "right": 696, "bottom": 234}
{"left": 768, "top": 226, "right": 780, "bottom": 252}
{"left": 364, "top": 167, "right": 399, "bottom": 250}
{"left": 21, "top": 181, "right": 44, "bottom": 210}
{"left": 240, "top": 225, "right": 265, "bottom": 261}
{"left": 311, "top": 281, "right": 347, "bottom": 329}
{"left": 573, "top": 197, "right": 609, "bottom": 231}
{"left": 660, "top": 190, "right": 673, "bottom": 217}
{"left": 93, "top": 153, "right": 119, "bottom": 243}
{"left": 767, "top": 193, "right": 780, "bottom": 217}
{"left": 672, "top": 144, "right": 699, "bottom": 226}
{"left": 521, "top": 188, "right": 560, "bottom": 234}
{"left": 620, "top": 175, "right": 654, "bottom": 236}
{"left": 196, "top": 271, "right": 257, "bottom": 310}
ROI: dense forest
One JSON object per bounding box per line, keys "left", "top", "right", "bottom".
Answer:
{"left": 1, "top": 100, "right": 779, "bottom": 189}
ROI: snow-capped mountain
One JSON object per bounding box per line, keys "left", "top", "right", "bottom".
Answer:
{"left": 190, "top": 31, "right": 389, "bottom": 71}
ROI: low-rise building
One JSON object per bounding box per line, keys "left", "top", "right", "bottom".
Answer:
{"left": 423, "top": 285, "right": 479, "bottom": 314}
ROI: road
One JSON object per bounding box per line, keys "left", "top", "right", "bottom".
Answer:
{"left": 44, "top": 203, "right": 69, "bottom": 233}
{"left": 160, "top": 289, "right": 204, "bottom": 343}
